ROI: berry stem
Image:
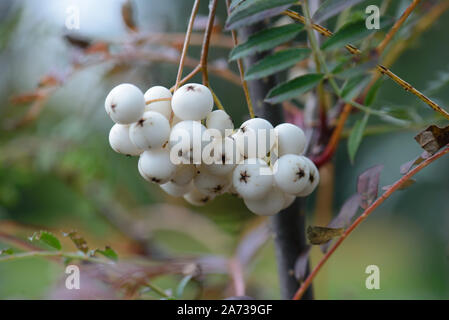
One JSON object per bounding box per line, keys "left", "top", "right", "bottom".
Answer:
{"left": 145, "top": 97, "right": 171, "bottom": 105}
{"left": 174, "top": 0, "right": 201, "bottom": 91}
{"left": 208, "top": 86, "right": 225, "bottom": 111}
{"left": 226, "top": 0, "right": 255, "bottom": 119}
{"left": 199, "top": 0, "right": 219, "bottom": 86}
{"left": 293, "top": 145, "right": 449, "bottom": 300}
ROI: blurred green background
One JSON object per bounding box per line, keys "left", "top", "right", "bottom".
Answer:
{"left": 0, "top": 0, "right": 448, "bottom": 299}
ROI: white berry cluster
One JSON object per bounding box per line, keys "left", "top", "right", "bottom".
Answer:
{"left": 105, "top": 82, "right": 319, "bottom": 216}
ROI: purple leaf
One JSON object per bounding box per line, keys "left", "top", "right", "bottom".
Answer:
{"left": 357, "top": 164, "right": 383, "bottom": 209}
{"left": 321, "top": 194, "right": 361, "bottom": 253}
{"left": 294, "top": 247, "right": 311, "bottom": 281}
{"left": 329, "top": 193, "right": 361, "bottom": 229}
{"left": 400, "top": 151, "right": 431, "bottom": 175}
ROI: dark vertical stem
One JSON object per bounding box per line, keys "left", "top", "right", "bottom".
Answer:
{"left": 240, "top": 22, "right": 313, "bottom": 300}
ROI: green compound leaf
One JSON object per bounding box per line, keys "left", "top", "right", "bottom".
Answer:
{"left": 229, "top": 24, "right": 304, "bottom": 61}
{"left": 265, "top": 73, "right": 324, "bottom": 104}
{"left": 245, "top": 48, "right": 311, "bottom": 80}
{"left": 313, "top": 0, "right": 367, "bottom": 23}
{"left": 322, "top": 17, "right": 391, "bottom": 51}
{"left": 226, "top": 0, "right": 297, "bottom": 30}
{"left": 348, "top": 113, "right": 369, "bottom": 163}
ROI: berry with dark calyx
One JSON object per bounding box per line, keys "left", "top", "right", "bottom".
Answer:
{"left": 232, "top": 158, "right": 273, "bottom": 200}
{"left": 105, "top": 83, "right": 145, "bottom": 124}
{"left": 172, "top": 83, "right": 213, "bottom": 121}
{"left": 194, "top": 168, "right": 231, "bottom": 196}
{"left": 138, "top": 148, "right": 176, "bottom": 184}
{"left": 170, "top": 164, "right": 196, "bottom": 186}
{"left": 273, "top": 154, "right": 310, "bottom": 195}
{"left": 184, "top": 187, "right": 215, "bottom": 206}
{"left": 296, "top": 157, "right": 320, "bottom": 197}
{"left": 129, "top": 111, "right": 170, "bottom": 150}
{"left": 161, "top": 181, "right": 193, "bottom": 197}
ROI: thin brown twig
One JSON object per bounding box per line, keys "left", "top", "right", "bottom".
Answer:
{"left": 376, "top": 0, "right": 422, "bottom": 55}
{"left": 226, "top": 0, "right": 255, "bottom": 119}
{"left": 293, "top": 145, "right": 449, "bottom": 300}
{"left": 200, "top": 0, "right": 219, "bottom": 86}
{"left": 174, "top": 0, "right": 201, "bottom": 91}
{"left": 145, "top": 97, "right": 171, "bottom": 105}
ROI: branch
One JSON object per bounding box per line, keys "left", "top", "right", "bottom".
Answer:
{"left": 283, "top": 7, "right": 449, "bottom": 120}
{"left": 293, "top": 145, "right": 449, "bottom": 300}
{"left": 376, "top": 0, "right": 422, "bottom": 55}
{"left": 0, "top": 250, "right": 112, "bottom": 264}
{"left": 226, "top": 0, "right": 255, "bottom": 119}
{"left": 200, "top": 0, "right": 219, "bottom": 86}
{"left": 174, "top": 0, "right": 201, "bottom": 90}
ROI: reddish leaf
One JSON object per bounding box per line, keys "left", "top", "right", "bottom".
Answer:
{"left": 414, "top": 125, "right": 449, "bottom": 155}
{"left": 321, "top": 194, "right": 361, "bottom": 252}
{"left": 122, "top": 0, "right": 138, "bottom": 32}
{"left": 400, "top": 151, "right": 430, "bottom": 175}
{"left": 328, "top": 194, "right": 361, "bottom": 229}
{"left": 294, "top": 246, "right": 311, "bottom": 281}
{"left": 357, "top": 165, "right": 383, "bottom": 209}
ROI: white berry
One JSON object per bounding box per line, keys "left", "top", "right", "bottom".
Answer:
{"left": 184, "top": 187, "right": 214, "bottom": 206}
{"left": 194, "top": 168, "right": 231, "bottom": 196}
{"left": 273, "top": 154, "right": 310, "bottom": 195}
{"left": 108, "top": 124, "right": 142, "bottom": 156}
{"left": 274, "top": 123, "right": 306, "bottom": 156}
{"left": 206, "top": 110, "right": 234, "bottom": 137}
{"left": 105, "top": 83, "right": 145, "bottom": 124}
{"left": 202, "top": 137, "right": 240, "bottom": 176}
{"left": 161, "top": 181, "right": 193, "bottom": 197}
{"left": 138, "top": 149, "right": 176, "bottom": 184}
{"left": 169, "top": 120, "right": 211, "bottom": 164}
{"left": 244, "top": 187, "right": 284, "bottom": 216}
{"left": 235, "top": 118, "right": 274, "bottom": 158}
{"left": 144, "top": 86, "right": 172, "bottom": 119}
{"left": 296, "top": 157, "right": 320, "bottom": 197}
{"left": 232, "top": 158, "right": 273, "bottom": 200}
{"left": 129, "top": 111, "right": 170, "bottom": 150}
{"left": 170, "top": 164, "right": 196, "bottom": 186}
{"left": 171, "top": 83, "right": 213, "bottom": 121}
